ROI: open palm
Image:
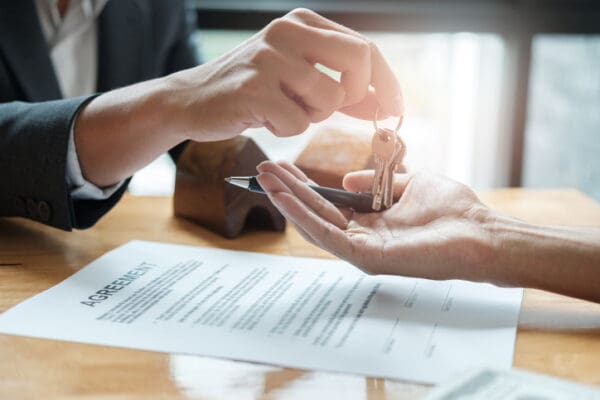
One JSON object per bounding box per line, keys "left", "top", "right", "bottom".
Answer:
{"left": 256, "top": 161, "right": 494, "bottom": 282}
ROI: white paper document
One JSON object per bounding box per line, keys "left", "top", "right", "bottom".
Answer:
{"left": 0, "top": 241, "right": 523, "bottom": 384}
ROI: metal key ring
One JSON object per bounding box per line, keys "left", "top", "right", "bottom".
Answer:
{"left": 373, "top": 106, "right": 404, "bottom": 134}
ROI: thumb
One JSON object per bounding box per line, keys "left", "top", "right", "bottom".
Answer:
{"left": 343, "top": 170, "right": 414, "bottom": 199}
{"left": 342, "top": 170, "right": 376, "bottom": 192}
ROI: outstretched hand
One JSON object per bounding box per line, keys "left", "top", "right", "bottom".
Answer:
{"left": 256, "top": 161, "right": 497, "bottom": 283}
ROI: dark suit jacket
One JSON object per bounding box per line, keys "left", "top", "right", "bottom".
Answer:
{"left": 0, "top": 0, "right": 198, "bottom": 230}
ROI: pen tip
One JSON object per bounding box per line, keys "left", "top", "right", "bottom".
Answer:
{"left": 224, "top": 177, "right": 231, "bottom": 183}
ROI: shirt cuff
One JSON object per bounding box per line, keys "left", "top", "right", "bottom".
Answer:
{"left": 66, "top": 117, "right": 125, "bottom": 201}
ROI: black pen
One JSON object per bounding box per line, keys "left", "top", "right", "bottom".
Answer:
{"left": 225, "top": 176, "right": 374, "bottom": 213}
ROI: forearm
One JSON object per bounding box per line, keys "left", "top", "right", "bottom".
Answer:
{"left": 74, "top": 77, "right": 185, "bottom": 187}
{"left": 487, "top": 213, "right": 600, "bottom": 302}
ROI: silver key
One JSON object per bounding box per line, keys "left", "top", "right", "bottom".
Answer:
{"left": 372, "top": 109, "right": 405, "bottom": 211}
{"left": 371, "top": 128, "right": 396, "bottom": 211}
{"left": 383, "top": 134, "right": 405, "bottom": 208}
{"left": 371, "top": 129, "right": 392, "bottom": 201}
{"left": 379, "top": 128, "right": 395, "bottom": 208}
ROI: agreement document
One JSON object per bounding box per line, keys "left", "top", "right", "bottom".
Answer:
{"left": 0, "top": 241, "right": 522, "bottom": 384}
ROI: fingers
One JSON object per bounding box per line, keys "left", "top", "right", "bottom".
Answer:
{"left": 342, "top": 170, "right": 375, "bottom": 193}
{"left": 368, "top": 44, "right": 404, "bottom": 117}
{"left": 338, "top": 88, "right": 388, "bottom": 120}
{"left": 301, "top": 29, "right": 370, "bottom": 111}
{"left": 265, "top": 19, "right": 371, "bottom": 110}
{"left": 253, "top": 8, "right": 402, "bottom": 137}
{"left": 343, "top": 170, "right": 413, "bottom": 199}
{"left": 272, "top": 162, "right": 354, "bottom": 221}
{"left": 279, "top": 59, "right": 345, "bottom": 122}
{"left": 276, "top": 160, "right": 319, "bottom": 186}
{"left": 256, "top": 171, "right": 353, "bottom": 260}
{"left": 263, "top": 89, "right": 310, "bottom": 137}
{"left": 284, "top": 8, "right": 404, "bottom": 117}
{"left": 257, "top": 161, "right": 348, "bottom": 229}
{"left": 274, "top": 160, "right": 309, "bottom": 182}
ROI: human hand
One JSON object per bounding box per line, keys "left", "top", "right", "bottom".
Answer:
{"left": 165, "top": 8, "right": 403, "bottom": 141}
{"left": 256, "top": 161, "right": 498, "bottom": 283}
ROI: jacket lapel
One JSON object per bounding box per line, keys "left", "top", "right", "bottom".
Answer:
{"left": 0, "top": 0, "right": 62, "bottom": 101}
{"left": 96, "top": 0, "right": 151, "bottom": 92}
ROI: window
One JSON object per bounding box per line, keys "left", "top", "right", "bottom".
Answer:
{"left": 522, "top": 35, "right": 600, "bottom": 200}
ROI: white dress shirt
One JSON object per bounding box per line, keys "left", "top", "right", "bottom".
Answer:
{"left": 35, "top": 0, "right": 123, "bottom": 200}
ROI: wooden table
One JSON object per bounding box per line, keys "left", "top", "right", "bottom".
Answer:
{"left": 1, "top": 190, "right": 600, "bottom": 399}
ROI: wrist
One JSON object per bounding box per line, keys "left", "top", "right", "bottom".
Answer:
{"left": 152, "top": 73, "right": 194, "bottom": 142}
{"left": 79, "top": 77, "right": 185, "bottom": 144}
{"left": 74, "top": 78, "right": 185, "bottom": 187}
{"left": 481, "top": 210, "right": 600, "bottom": 301}
{"left": 459, "top": 204, "right": 508, "bottom": 285}
{"left": 480, "top": 211, "right": 531, "bottom": 288}
{"left": 128, "top": 77, "right": 189, "bottom": 144}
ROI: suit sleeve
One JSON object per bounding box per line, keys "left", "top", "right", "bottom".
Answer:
{"left": 0, "top": 2, "right": 199, "bottom": 230}
{"left": 0, "top": 96, "right": 129, "bottom": 230}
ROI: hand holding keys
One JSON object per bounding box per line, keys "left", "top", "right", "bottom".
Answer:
{"left": 371, "top": 109, "right": 405, "bottom": 211}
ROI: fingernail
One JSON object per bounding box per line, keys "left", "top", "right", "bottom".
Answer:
{"left": 256, "top": 161, "right": 270, "bottom": 173}
{"left": 256, "top": 173, "right": 269, "bottom": 190}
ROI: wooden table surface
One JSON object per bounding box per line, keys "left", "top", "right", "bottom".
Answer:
{"left": 1, "top": 189, "right": 600, "bottom": 399}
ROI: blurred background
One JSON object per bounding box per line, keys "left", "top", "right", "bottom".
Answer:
{"left": 129, "top": 0, "right": 600, "bottom": 200}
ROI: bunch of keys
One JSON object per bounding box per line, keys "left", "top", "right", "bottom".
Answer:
{"left": 371, "top": 108, "right": 405, "bottom": 211}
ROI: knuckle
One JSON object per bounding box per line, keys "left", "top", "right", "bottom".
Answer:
{"left": 251, "top": 45, "right": 276, "bottom": 65}
{"left": 264, "top": 17, "right": 296, "bottom": 42}
{"left": 364, "top": 38, "right": 380, "bottom": 60}
{"left": 263, "top": 19, "right": 282, "bottom": 42}
{"left": 265, "top": 17, "right": 282, "bottom": 31}
{"left": 355, "top": 38, "right": 371, "bottom": 59}
{"left": 299, "top": 68, "right": 320, "bottom": 94}
{"left": 288, "top": 7, "right": 315, "bottom": 18}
